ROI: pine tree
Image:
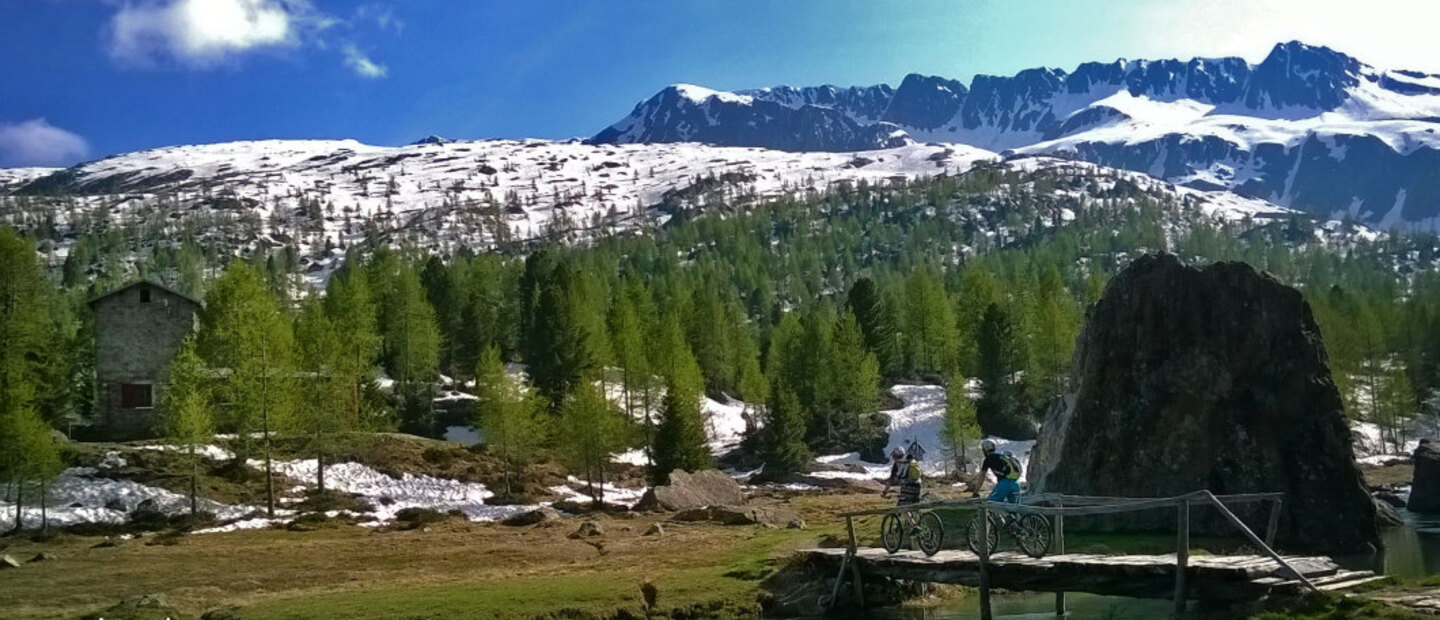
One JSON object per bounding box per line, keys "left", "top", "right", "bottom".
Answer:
{"left": 955, "top": 265, "right": 1001, "bottom": 375}
{"left": 975, "top": 303, "right": 1025, "bottom": 438}
{"left": 760, "top": 383, "right": 810, "bottom": 479}
{"left": 473, "top": 346, "right": 548, "bottom": 499}
{"left": 652, "top": 337, "right": 711, "bottom": 484}
{"left": 556, "top": 380, "right": 627, "bottom": 505}
{"left": 198, "top": 261, "right": 296, "bottom": 517}
{"left": 941, "top": 370, "right": 981, "bottom": 476}
{"left": 846, "top": 277, "right": 901, "bottom": 376}
{"left": 0, "top": 228, "right": 50, "bottom": 409}
{"left": 160, "top": 336, "right": 214, "bottom": 516}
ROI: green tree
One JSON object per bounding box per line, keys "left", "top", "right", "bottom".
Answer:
{"left": 556, "top": 380, "right": 627, "bottom": 505}
{"left": 828, "top": 310, "right": 881, "bottom": 449}
{"left": 608, "top": 282, "right": 649, "bottom": 421}
{"left": 160, "top": 336, "right": 214, "bottom": 516}
{"left": 652, "top": 336, "right": 711, "bottom": 484}
{"left": 198, "top": 261, "right": 296, "bottom": 517}
{"left": 0, "top": 406, "right": 62, "bottom": 533}
{"left": 760, "top": 383, "right": 810, "bottom": 479}
{"left": 473, "top": 346, "right": 548, "bottom": 499}
{"left": 975, "top": 303, "right": 1026, "bottom": 438}
{"left": 941, "top": 370, "right": 981, "bottom": 477}
{"left": 323, "top": 270, "right": 381, "bottom": 430}
{"left": 383, "top": 265, "right": 441, "bottom": 433}
{"left": 903, "top": 268, "right": 958, "bottom": 375}
{"left": 846, "top": 277, "right": 902, "bottom": 376}
{"left": 294, "top": 298, "right": 357, "bottom": 493}
{"left": 0, "top": 228, "right": 50, "bottom": 409}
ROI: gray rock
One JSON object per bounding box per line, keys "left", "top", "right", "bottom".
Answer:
{"left": 1375, "top": 497, "right": 1406, "bottom": 527}
{"left": 634, "top": 469, "right": 745, "bottom": 512}
{"left": 1030, "top": 254, "right": 1380, "bottom": 554}
{"left": 28, "top": 552, "right": 58, "bottom": 563}
{"left": 643, "top": 523, "right": 665, "bottom": 537}
{"left": 501, "top": 507, "right": 561, "bottom": 527}
{"left": 711, "top": 505, "right": 803, "bottom": 527}
{"left": 568, "top": 520, "right": 604, "bottom": 539}
{"left": 1409, "top": 438, "right": 1440, "bottom": 513}
{"left": 671, "top": 508, "right": 713, "bottom": 522}
{"left": 1, "top": 554, "right": 20, "bottom": 569}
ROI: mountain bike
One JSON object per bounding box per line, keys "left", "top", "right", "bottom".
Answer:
{"left": 880, "top": 507, "right": 945, "bottom": 556}
{"left": 965, "top": 496, "right": 1053, "bottom": 558}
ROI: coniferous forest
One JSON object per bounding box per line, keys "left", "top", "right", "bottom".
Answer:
{"left": 4, "top": 163, "right": 1440, "bottom": 511}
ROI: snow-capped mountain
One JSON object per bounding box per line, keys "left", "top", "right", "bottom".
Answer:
{"left": 591, "top": 42, "right": 1440, "bottom": 229}
{"left": 1, "top": 137, "right": 1320, "bottom": 283}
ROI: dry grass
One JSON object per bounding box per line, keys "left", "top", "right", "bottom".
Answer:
{"left": 1, "top": 492, "right": 882, "bottom": 620}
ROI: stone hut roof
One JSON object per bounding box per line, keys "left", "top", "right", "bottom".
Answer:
{"left": 87, "top": 279, "right": 203, "bottom": 308}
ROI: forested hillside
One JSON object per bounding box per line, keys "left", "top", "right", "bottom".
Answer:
{"left": 3, "top": 161, "right": 1440, "bottom": 505}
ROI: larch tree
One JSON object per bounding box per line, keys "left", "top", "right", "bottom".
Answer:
{"left": 198, "top": 261, "right": 296, "bottom": 517}
{"left": 160, "top": 336, "right": 214, "bottom": 516}
{"left": 1, "top": 406, "right": 61, "bottom": 534}
{"left": 473, "top": 346, "right": 548, "bottom": 499}
{"left": 294, "top": 297, "right": 357, "bottom": 493}
{"left": 323, "top": 270, "right": 381, "bottom": 431}
{"left": 607, "top": 285, "right": 648, "bottom": 421}
{"left": 383, "top": 265, "right": 441, "bottom": 434}
{"left": 941, "top": 370, "right": 982, "bottom": 477}
{"left": 556, "top": 380, "right": 627, "bottom": 505}
{"left": 829, "top": 310, "right": 881, "bottom": 448}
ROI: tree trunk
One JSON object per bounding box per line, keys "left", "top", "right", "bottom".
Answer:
{"left": 313, "top": 449, "right": 323, "bottom": 494}
{"left": 190, "top": 447, "right": 199, "bottom": 517}
{"left": 11, "top": 478, "right": 23, "bottom": 535}
{"left": 40, "top": 479, "right": 49, "bottom": 533}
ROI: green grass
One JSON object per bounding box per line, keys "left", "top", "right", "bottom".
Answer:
{"left": 233, "top": 527, "right": 813, "bottom": 620}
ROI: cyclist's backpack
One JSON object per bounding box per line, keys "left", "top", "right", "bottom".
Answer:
{"left": 1000, "top": 452, "right": 1022, "bottom": 480}
{"left": 904, "top": 459, "right": 922, "bottom": 482}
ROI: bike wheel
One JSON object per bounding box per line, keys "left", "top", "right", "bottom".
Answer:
{"left": 965, "top": 513, "right": 1000, "bottom": 555}
{"left": 1015, "top": 514, "right": 1053, "bottom": 559}
{"left": 915, "top": 511, "right": 945, "bottom": 557}
{"left": 880, "top": 513, "right": 904, "bottom": 553}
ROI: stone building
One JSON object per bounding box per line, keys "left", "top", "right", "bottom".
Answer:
{"left": 89, "top": 280, "right": 202, "bottom": 440}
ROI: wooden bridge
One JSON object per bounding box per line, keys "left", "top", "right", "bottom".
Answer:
{"left": 813, "top": 490, "right": 1383, "bottom": 619}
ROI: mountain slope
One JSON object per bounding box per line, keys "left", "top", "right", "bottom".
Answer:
{"left": 591, "top": 42, "right": 1440, "bottom": 229}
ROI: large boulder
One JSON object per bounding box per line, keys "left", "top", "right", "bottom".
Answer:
{"left": 1030, "top": 254, "right": 1379, "bottom": 554}
{"left": 1409, "top": 438, "right": 1440, "bottom": 512}
{"left": 634, "top": 469, "right": 745, "bottom": 512}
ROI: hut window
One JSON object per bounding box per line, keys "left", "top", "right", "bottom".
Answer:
{"left": 121, "top": 383, "right": 154, "bottom": 409}
{"left": 140, "top": 288, "right": 152, "bottom": 303}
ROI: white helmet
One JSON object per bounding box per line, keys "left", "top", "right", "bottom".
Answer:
{"left": 981, "top": 439, "right": 997, "bottom": 453}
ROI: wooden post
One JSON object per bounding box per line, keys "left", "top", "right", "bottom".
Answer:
{"left": 1055, "top": 499, "right": 1066, "bottom": 617}
{"left": 846, "top": 515, "right": 865, "bottom": 606}
{"left": 1200, "top": 492, "right": 1319, "bottom": 592}
{"left": 1264, "top": 498, "right": 1282, "bottom": 549}
{"left": 978, "top": 503, "right": 993, "bottom": 620}
{"left": 1174, "top": 500, "right": 1189, "bottom": 618}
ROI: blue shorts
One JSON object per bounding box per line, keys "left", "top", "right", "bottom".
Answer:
{"left": 989, "top": 478, "right": 1020, "bottom": 503}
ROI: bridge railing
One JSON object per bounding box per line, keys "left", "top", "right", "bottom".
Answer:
{"left": 832, "top": 490, "right": 1305, "bottom": 619}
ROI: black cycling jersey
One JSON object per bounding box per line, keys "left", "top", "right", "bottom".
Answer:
{"left": 982, "top": 453, "right": 1013, "bottom": 478}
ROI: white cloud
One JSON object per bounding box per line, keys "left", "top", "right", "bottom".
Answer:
{"left": 0, "top": 119, "right": 90, "bottom": 168}
{"left": 1131, "top": 0, "right": 1440, "bottom": 72}
{"left": 342, "top": 43, "right": 387, "bottom": 78}
{"left": 107, "top": 0, "right": 312, "bottom": 67}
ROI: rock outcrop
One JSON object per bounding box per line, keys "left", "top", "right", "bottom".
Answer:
{"left": 634, "top": 469, "right": 745, "bottom": 512}
{"left": 1409, "top": 438, "right": 1440, "bottom": 512}
{"left": 1030, "top": 254, "right": 1379, "bottom": 553}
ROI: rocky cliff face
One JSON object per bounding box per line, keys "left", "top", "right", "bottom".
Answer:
{"left": 592, "top": 42, "right": 1440, "bottom": 228}
{"left": 1029, "top": 254, "right": 1379, "bottom": 553}
{"left": 1409, "top": 439, "right": 1440, "bottom": 513}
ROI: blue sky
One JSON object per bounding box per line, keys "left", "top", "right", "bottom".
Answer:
{"left": 2, "top": 0, "right": 1438, "bottom": 167}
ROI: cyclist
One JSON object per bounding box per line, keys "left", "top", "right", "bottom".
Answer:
{"left": 881, "top": 447, "right": 923, "bottom": 506}
{"left": 971, "top": 439, "right": 1022, "bottom": 505}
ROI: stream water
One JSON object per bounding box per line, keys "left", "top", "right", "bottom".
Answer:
{"left": 854, "top": 508, "right": 1440, "bottom": 620}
